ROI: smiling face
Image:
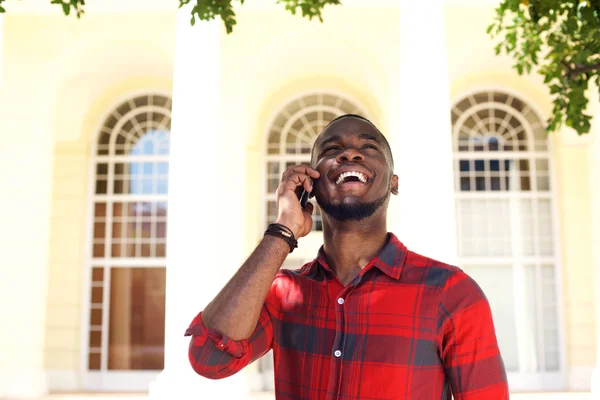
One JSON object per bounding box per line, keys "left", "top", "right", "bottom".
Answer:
{"left": 311, "top": 116, "right": 398, "bottom": 222}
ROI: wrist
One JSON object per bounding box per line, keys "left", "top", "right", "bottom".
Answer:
{"left": 265, "top": 223, "right": 298, "bottom": 253}
{"left": 273, "top": 217, "right": 302, "bottom": 239}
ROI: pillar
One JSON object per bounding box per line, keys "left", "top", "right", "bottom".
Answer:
{"left": 0, "top": 14, "right": 52, "bottom": 397}
{"left": 388, "top": 0, "right": 457, "bottom": 264}
{"left": 590, "top": 84, "right": 600, "bottom": 395}
{"left": 0, "top": 14, "right": 4, "bottom": 84}
{"left": 149, "top": 7, "right": 249, "bottom": 399}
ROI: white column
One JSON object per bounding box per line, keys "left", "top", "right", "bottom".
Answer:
{"left": 149, "top": 7, "right": 249, "bottom": 400}
{"left": 0, "top": 14, "right": 4, "bottom": 84}
{"left": 590, "top": 84, "right": 600, "bottom": 395}
{"left": 388, "top": 0, "right": 457, "bottom": 264}
{"left": 0, "top": 17, "right": 51, "bottom": 397}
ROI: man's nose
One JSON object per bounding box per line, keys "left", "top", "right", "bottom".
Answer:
{"left": 336, "top": 148, "right": 364, "bottom": 163}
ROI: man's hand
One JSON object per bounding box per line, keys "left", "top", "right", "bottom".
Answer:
{"left": 275, "top": 165, "right": 321, "bottom": 239}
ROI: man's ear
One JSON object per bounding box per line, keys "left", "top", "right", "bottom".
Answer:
{"left": 391, "top": 174, "right": 399, "bottom": 195}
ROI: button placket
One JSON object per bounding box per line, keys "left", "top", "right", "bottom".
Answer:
{"left": 332, "top": 284, "right": 357, "bottom": 360}
{"left": 332, "top": 283, "right": 360, "bottom": 398}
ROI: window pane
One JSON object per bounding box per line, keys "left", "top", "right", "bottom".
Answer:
{"left": 88, "top": 352, "right": 101, "bottom": 371}
{"left": 538, "top": 200, "right": 554, "bottom": 256}
{"left": 108, "top": 267, "right": 166, "bottom": 370}
{"left": 463, "top": 265, "right": 519, "bottom": 371}
{"left": 457, "top": 199, "right": 511, "bottom": 257}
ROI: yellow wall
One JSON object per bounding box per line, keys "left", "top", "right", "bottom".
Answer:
{"left": 2, "top": 1, "right": 596, "bottom": 392}
{"left": 1, "top": 14, "right": 176, "bottom": 380}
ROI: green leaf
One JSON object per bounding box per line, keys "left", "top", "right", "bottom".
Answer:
{"left": 62, "top": 3, "right": 71, "bottom": 15}
{"left": 0, "top": 5, "right": 4, "bottom": 13}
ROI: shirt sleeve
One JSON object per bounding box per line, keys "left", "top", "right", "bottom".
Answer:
{"left": 438, "top": 270, "right": 510, "bottom": 400}
{"left": 184, "top": 304, "right": 274, "bottom": 379}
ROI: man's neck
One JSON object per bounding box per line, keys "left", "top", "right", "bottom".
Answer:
{"left": 321, "top": 216, "right": 389, "bottom": 286}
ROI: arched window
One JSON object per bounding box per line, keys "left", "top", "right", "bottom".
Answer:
{"left": 264, "top": 93, "right": 368, "bottom": 231}
{"left": 86, "top": 94, "right": 171, "bottom": 383}
{"left": 451, "top": 90, "right": 561, "bottom": 380}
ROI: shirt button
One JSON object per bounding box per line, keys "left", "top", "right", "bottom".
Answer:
{"left": 337, "top": 298, "right": 345, "bottom": 305}
{"left": 334, "top": 350, "right": 342, "bottom": 358}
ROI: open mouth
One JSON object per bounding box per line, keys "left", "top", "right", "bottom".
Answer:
{"left": 335, "top": 171, "right": 369, "bottom": 185}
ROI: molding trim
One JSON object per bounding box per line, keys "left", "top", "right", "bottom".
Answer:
{"left": 0, "top": 368, "right": 48, "bottom": 398}
{"left": 46, "top": 369, "right": 80, "bottom": 392}
{"left": 568, "top": 366, "right": 594, "bottom": 391}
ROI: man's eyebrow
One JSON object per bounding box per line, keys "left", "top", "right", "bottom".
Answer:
{"left": 358, "top": 133, "right": 382, "bottom": 143}
{"left": 319, "top": 135, "right": 341, "bottom": 147}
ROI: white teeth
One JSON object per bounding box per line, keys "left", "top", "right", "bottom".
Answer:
{"left": 335, "top": 171, "right": 367, "bottom": 185}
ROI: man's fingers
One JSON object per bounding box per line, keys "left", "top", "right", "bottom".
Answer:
{"left": 283, "top": 165, "right": 320, "bottom": 181}
{"left": 281, "top": 172, "right": 313, "bottom": 194}
{"left": 292, "top": 165, "right": 320, "bottom": 179}
{"left": 279, "top": 180, "right": 299, "bottom": 194}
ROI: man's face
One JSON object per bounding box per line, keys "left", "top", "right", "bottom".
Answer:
{"left": 311, "top": 117, "right": 398, "bottom": 222}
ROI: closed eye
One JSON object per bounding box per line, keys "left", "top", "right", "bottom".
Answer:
{"left": 361, "top": 143, "right": 379, "bottom": 150}
{"left": 322, "top": 145, "right": 342, "bottom": 153}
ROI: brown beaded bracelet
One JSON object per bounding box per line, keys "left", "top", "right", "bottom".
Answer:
{"left": 264, "top": 223, "right": 298, "bottom": 253}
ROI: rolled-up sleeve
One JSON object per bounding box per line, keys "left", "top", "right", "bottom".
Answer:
{"left": 439, "top": 270, "right": 510, "bottom": 399}
{"left": 184, "top": 305, "right": 274, "bottom": 379}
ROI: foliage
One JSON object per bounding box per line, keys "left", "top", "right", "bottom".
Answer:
{"left": 488, "top": 0, "right": 600, "bottom": 135}
{"left": 0, "top": 0, "right": 340, "bottom": 34}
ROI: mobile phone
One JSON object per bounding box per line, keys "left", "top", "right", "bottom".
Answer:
{"left": 299, "top": 189, "right": 310, "bottom": 208}
{"left": 299, "top": 177, "right": 317, "bottom": 208}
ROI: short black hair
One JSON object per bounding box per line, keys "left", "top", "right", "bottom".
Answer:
{"left": 311, "top": 114, "right": 394, "bottom": 169}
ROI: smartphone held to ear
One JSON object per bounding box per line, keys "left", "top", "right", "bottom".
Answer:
{"left": 299, "top": 190, "right": 310, "bottom": 208}
{"left": 298, "top": 178, "right": 317, "bottom": 208}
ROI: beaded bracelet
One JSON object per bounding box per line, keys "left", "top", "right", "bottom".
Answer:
{"left": 264, "top": 223, "right": 298, "bottom": 253}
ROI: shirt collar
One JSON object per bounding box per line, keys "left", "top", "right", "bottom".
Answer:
{"left": 308, "top": 232, "right": 408, "bottom": 280}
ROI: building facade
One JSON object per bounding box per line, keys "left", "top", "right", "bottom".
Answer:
{"left": 0, "top": 0, "right": 598, "bottom": 398}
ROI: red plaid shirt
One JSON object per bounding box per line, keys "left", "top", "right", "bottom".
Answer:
{"left": 185, "top": 233, "right": 509, "bottom": 399}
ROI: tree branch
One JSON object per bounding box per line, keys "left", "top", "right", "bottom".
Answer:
{"left": 564, "top": 61, "right": 600, "bottom": 78}
{"left": 572, "top": 62, "right": 600, "bottom": 75}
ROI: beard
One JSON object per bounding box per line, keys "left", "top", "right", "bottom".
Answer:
{"left": 318, "top": 193, "right": 389, "bottom": 222}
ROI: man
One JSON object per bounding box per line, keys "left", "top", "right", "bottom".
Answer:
{"left": 184, "top": 115, "right": 509, "bottom": 399}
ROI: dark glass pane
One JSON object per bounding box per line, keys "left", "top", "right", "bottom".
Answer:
{"left": 88, "top": 353, "right": 101, "bottom": 370}
{"left": 491, "top": 177, "right": 501, "bottom": 191}
{"left": 94, "top": 223, "right": 105, "bottom": 240}
{"left": 459, "top": 160, "right": 469, "bottom": 172}
{"left": 108, "top": 267, "right": 166, "bottom": 370}
{"left": 90, "top": 309, "right": 102, "bottom": 326}
{"left": 89, "top": 330, "right": 102, "bottom": 348}
{"left": 92, "top": 267, "right": 104, "bottom": 282}
{"left": 95, "top": 203, "right": 106, "bottom": 218}
{"left": 93, "top": 243, "right": 104, "bottom": 258}
{"left": 460, "top": 177, "right": 471, "bottom": 191}
{"left": 95, "top": 179, "right": 107, "bottom": 195}
{"left": 91, "top": 287, "right": 103, "bottom": 304}
{"left": 476, "top": 177, "right": 486, "bottom": 191}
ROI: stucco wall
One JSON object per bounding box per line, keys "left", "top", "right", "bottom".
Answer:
{"left": 0, "top": 1, "right": 595, "bottom": 393}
